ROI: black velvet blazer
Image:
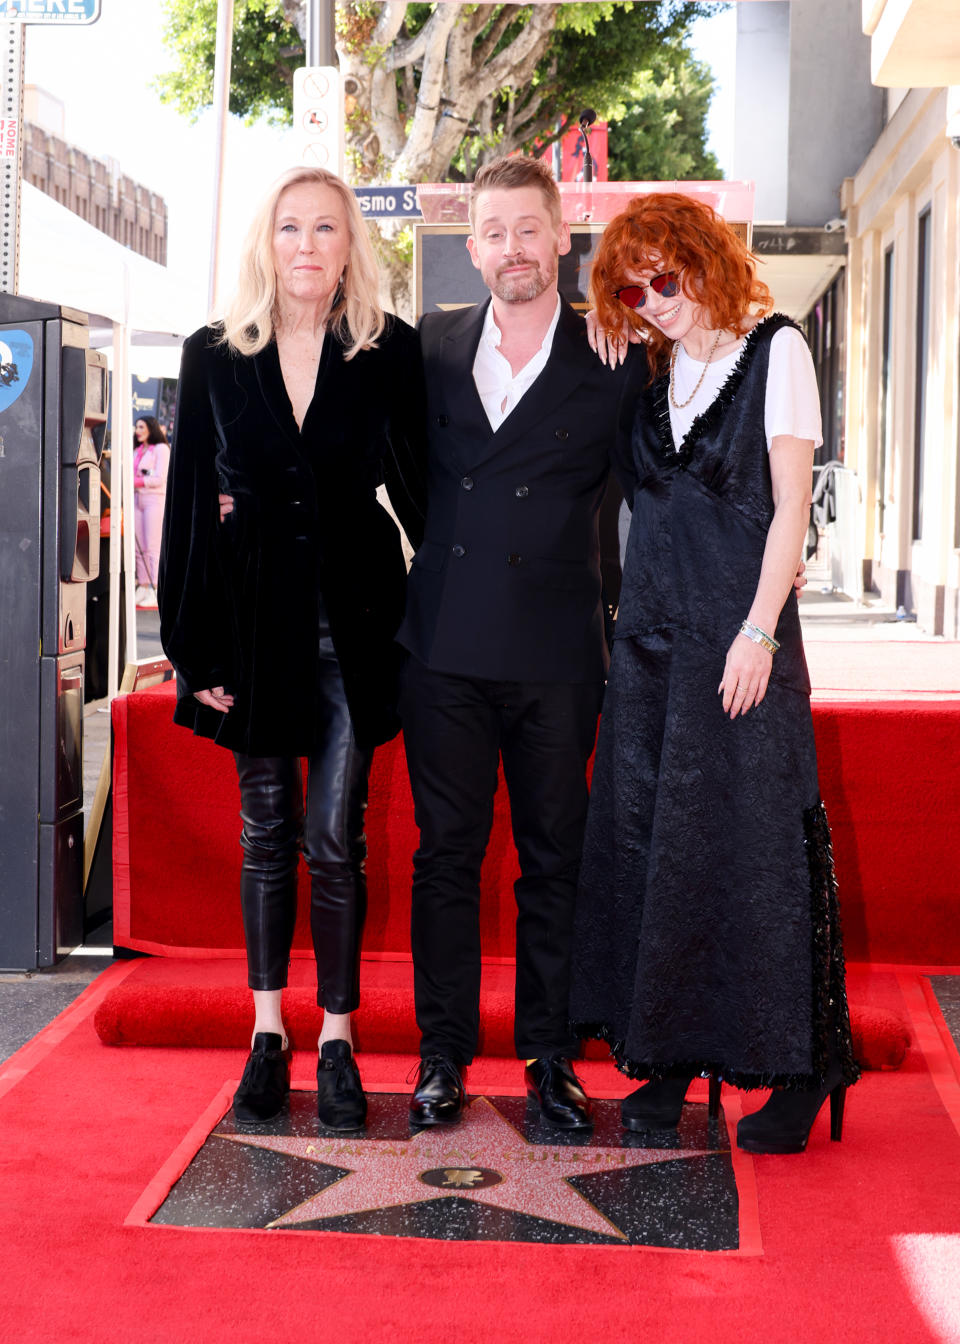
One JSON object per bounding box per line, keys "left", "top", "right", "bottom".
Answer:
{"left": 159, "top": 317, "right": 426, "bottom": 755}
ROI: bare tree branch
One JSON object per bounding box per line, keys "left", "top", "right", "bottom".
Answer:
{"left": 474, "top": 6, "right": 522, "bottom": 70}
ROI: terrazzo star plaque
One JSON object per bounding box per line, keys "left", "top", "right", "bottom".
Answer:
{"left": 148, "top": 1090, "right": 746, "bottom": 1249}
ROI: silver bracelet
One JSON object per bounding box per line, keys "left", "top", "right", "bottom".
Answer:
{"left": 739, "top": 620, "right": 780, "bottom": 654}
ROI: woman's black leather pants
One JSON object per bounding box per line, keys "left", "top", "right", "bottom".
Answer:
{"left": 234, "top": 629, "right": 373, "bottom": 1012}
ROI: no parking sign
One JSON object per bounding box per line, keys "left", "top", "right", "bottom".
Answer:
{"left": 293, "top": 66, "right": 343, "bottom": 176}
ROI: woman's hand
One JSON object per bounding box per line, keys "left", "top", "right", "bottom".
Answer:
{"left": 585, "top": 310, "right": 634, "bottom": 369}
{"left": 721, "top": 434, "right": 813, "bottom": 719}
{"left": 194, "top": 686, "right": 234, "bottom": 713}
{"left": 219, "top": 493, "right": 234, "bottom": 523}
{"left": 718, "top": 634, "right": 772, "bottom": 718}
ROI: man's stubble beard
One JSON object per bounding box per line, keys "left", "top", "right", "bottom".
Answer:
{"left": 487, "top": 258, "right": 558, "bottom": 305}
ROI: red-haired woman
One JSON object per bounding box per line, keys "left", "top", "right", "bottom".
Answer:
{"left": 569, "top": 193, "right": 859, "bottom": 1153}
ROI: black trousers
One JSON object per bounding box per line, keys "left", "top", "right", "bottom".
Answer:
{"left": 234, "top": 629, "right": 373, "bottom": 1012}
{"left": 400, "top": 655, "right": 603, "bottom": 1065}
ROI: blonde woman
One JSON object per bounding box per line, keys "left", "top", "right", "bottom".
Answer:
{"left": 159, "top": 167, "right": 425, "bottom": 1131}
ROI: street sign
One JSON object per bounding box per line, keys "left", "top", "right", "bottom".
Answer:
{"left": 353, "top": 187, "right": 421, "bottom": 220}
{"left": 292, "top": 66, "right": 343, "bottom": 176}
{"left": 1, "top": 0, "right": 101, "bottom": 22}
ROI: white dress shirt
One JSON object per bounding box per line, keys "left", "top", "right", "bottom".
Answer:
{"left": 472, "top": 295, "right": 563, "bottom": 432}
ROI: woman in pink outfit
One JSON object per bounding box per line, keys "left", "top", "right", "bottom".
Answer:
{"left": 133, "top": 416, "right": 170, "bottom": 604}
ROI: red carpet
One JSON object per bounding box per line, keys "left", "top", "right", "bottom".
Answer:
{"left": 113, "top": 683, "right": 960, "bottom": 966}
{"left": 3, "top": 962, "right": 960, "bottom": 1342}
{"left": 91, "top": 955, "right": 911, "bottom": 1072}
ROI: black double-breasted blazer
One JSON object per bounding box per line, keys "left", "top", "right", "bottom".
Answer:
{"left": 159, "top": 318, "right": 426, "bottom": 756}
{"left": 396, "top": 297, "right": 645, "bottom": 684}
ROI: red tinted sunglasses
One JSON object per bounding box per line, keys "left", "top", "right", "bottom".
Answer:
{"left": 614, "top": 272, "right": 680, "bottom": 310}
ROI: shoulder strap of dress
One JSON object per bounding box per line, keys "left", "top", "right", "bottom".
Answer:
{"left": 644, "top": 315, "right": 794, "bottom": 467}
{"left": 751, "top": 312, "right": 803, "bottom": 347}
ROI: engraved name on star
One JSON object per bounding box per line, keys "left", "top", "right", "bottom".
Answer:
{"left": 225, "top": 1096, "right": 719, "bottom": 1239}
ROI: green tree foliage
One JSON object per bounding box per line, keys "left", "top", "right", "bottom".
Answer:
{"left": 157, "top": 1, "right": 719, "bottom": 182}
{"left": 509, "top": 2, "right": 713, "bottom": 163}
{"left": 156, "top": 0, "right": 302, "bottom": 125}
{"left": 606, "top": 40, "right": 720, "bottom": 181}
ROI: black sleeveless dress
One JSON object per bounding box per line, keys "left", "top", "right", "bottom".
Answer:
{"left": 570, "top": 316, "right": 859, "bottom": 1091}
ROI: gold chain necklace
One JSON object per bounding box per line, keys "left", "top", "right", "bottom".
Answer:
{"left": 669, "top": 327, "right": 723, "bottom": 409}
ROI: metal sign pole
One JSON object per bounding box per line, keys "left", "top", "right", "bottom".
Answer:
{"left": 208, "top": 0, "right": 235, "bottom": 316}
{"left": 306, "top": 0, "right": 336, "bottom": 68}
{"left": 0, "top": 21, "right": 25, "bottom": 295}
{"left": 107, "top": 320, "right": 126, "bottom": 700}
{"left": 2, "top": 2, "right": 102, "bottom": 296}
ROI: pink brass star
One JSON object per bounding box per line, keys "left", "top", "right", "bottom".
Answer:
{"left": 225, "top": 1095, "right": 718, "bottom": 1240}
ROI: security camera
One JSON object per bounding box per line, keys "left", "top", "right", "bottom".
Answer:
{"left": 950, "top": 135, "right": 960, "bottom": 151}
{"left": 824, "top": 217, "right": 845, "bottom": 233}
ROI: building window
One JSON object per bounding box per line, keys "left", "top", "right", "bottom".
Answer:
{"left": 913, "top": 206, "right": 931, "bottom": 540}
{"left": 879, "top": 245, "right": 894, "bottom": 533}
{"left": 803, "top": 269, "right": 846, "bottom": 467}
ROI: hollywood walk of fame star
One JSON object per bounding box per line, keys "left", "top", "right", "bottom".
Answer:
{"left": 224, "top": 1096, "right": 722, "bottom": 1240}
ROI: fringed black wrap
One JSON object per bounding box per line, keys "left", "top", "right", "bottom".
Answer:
{"left": 804, "top": 800, "right": 861, "bottom": 1088}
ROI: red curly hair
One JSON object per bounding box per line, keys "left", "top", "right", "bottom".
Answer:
{"left": 589, "top": 192, "right": 773, "bottom": 377}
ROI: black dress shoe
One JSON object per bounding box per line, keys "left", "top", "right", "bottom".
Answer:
{"left": 316, "top": 1039, "right": 367, "bottom": 1131}
{"left": 233, "top": 1032, "right": 292, "bottom": 1125}
{"left": 409, "top": 1054, "right": 465, "bottom": 1127}
{"left": 524, "top": 1056, "right": 593, "bottom": 1130}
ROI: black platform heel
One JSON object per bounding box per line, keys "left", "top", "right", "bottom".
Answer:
{"left": 622, "top": 1073, "right": 722, "bottom": 1131}
{"left": 708, "top": 1074, "right": 721, "bottom": 1121}
{"left": 736, "top": 1073, "right": 846, "bottom": 1154}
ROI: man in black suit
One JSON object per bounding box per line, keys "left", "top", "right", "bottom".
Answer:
{"left": 398, "top": 156, "right": 643, "bottom": 1130}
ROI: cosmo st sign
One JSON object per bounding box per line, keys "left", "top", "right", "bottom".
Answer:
{"left": 1, "top": 0, "right": 101, "bottom": 22}
{"left": 353, "top": 187, "right": 421, "bottom": 220}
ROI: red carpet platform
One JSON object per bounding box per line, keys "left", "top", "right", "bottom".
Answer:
{"left": 99, "top": 679, "right": 960, "bottom": 1059}
{"left": 92, "top": 955, "right": 910, "bottom": 1070}
{"left": 113, "top": 681, "right": 960, "bottom": 965}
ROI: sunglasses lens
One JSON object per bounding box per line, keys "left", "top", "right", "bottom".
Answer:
{"left": 616, "top": 286, "right": 646, "bottom": 309}
{"left": 651, "top": 273, "right": 680, "bottom": 298}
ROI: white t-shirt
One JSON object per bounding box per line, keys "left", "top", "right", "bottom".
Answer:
{"left": 668, "top": 326, "right": 823, "bottom": 452}
{"left": 473, "top": 296, "right": 562, "bottom": 432}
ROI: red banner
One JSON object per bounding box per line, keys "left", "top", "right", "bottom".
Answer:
{"left": 559, "top": 121, "right": 608, "bottom": 182}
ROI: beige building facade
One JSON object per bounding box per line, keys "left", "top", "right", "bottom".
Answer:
{"left": 731, "top": 2, "right": 960, "bottom": 632}
{"left": 847, "top": 0, "right": 960, "bottom": 635}
{"left": 23, "top": 85, "right": 167, "bottom": 267}
{"left": 843, "top": 79, "right": 960, "bottom": 632}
